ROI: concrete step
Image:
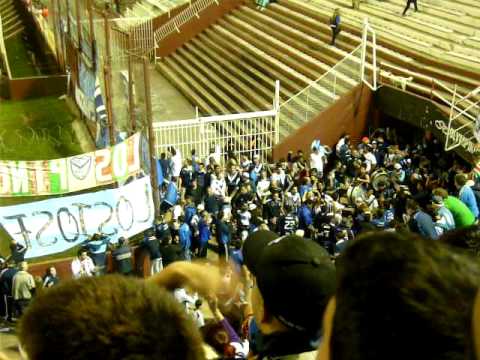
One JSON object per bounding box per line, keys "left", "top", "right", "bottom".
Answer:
{"left": 236, "top": 6, "right": 359, "bottom": 91}
{"left": 177, "top": 46, "right": 260, "bottom": 111}
{"left": 282, "top": 0, "right": 479, "bottom": 87}
{"left": 156, "top": 60, "right": 217, "bottom": 115}
{"left": 172, "top": 50, "right": 245, "bottom": 113}
{"left": 197, "top": 32, "right": 277, "bottom": 103}
{"left": 186, "top": 39, "right": 272, "bottom": 110}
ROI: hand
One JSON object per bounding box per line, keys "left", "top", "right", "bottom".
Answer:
{"left": 148, "top": 261, "right": 222, "bottom": 298}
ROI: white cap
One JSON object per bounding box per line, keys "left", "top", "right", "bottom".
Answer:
{"left": 394, "top": 163, "right": 402, "bottom": 170}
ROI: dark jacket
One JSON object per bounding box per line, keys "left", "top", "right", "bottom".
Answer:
{"left": 112, "top": 245, "right": 134, "bottom": 274}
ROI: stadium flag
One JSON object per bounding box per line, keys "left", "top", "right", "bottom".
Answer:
{"left": 95, "top": 77, "right": 110, "bottom": 148}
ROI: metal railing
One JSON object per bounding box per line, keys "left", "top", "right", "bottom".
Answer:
{"left": 153, "top": 82, "right": 280, "bottom": 162}
{"left": 154, "top": 0, "right": 218, "bottom": 48}
{"left": 378, "top": 63, "right": 480, "bottom": 154}
{"left": 0, "top": 15, "right": 11, "bottom": 79}
{"left": 278, "top": 44, "right": 363, "bottom": 138}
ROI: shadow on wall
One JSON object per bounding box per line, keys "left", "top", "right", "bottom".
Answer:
{"left": 273, "top": 83, "right": 373, "bottom": 160}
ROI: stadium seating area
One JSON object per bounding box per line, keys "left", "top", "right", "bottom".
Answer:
{"left": 154, "top": 0, "right": 479, "bottom": 142}
{"left": 0, "top": 0, "right": 24, "bottom": 40}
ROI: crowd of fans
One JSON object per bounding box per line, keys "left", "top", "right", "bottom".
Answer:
{"left": 2, "top": 126, "right": 480, "bottom": 359}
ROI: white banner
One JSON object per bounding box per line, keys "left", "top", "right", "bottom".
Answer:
{"left": 0, "top": 177, "right": 154, "bottom": 259}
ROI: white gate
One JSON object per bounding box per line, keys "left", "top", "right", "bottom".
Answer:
{"left": 153, "top": 109, "right": 279, "bottom": 162}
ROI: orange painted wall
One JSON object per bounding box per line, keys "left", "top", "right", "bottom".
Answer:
{"left": 273, "top": 83, "right": 373, "bottom": 160}
{"left": 156, "top": 0, "right": 246, "bottom": 58}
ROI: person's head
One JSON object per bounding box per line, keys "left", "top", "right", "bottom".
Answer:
{"left": 455, "top": 173, "right": 468, "bottom": 189}
{"left": 19, "top": 261, "right": 28, "bottom": 272}
{"left": 78, "top": 250, "right": 88, "bottom": 261}
{"left": 317, "top": 231, "right": 480, "bottom": 360}
{"left": 48, "top": 266, "right": 56, "bottom": 277}
{"left": 405, "top": 198, "right": 419, "bottom": 215}
{"left": 202, "top": 321, "right": 235, "bottom": 358}
{"left": 243, "top": 231, "right": 335, "bottom": 338}
{"left": 433, "top": 187, "right": 449, "bottom": 199}
{"left": 19, "top": 275, "right": 205, "bottom": 360}
{"left": 118, "top": 237, "right": 127, "bottom": 246}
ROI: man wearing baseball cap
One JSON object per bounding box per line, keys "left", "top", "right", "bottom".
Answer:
{"left": 242, "top": 230, "right": 336, "bottom": 359}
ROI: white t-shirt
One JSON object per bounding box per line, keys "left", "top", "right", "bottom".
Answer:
{"left": 364, "top": 152, "right": 377, "bottom": 172}
{"left": 257, "top": 179, "right": 271, "bottom": 198}
{"left": 211, "top": 177, "right": 227, "bottom": 198}
{"left": 310, "top": 151, "right": 324, "bottom": 173}
{"left": 71, "top": 257, "right": 95, "bottom": 279}
{"left": 171, "top": 150, "right": 183, "bottom": 177}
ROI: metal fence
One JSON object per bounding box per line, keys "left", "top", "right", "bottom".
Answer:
{"left": 154, "top": 0, "right": 218, "bottom": 47}
{"left": 0, "top": 15, "right": 11, "bottom": 79}
{"left": 153, "top": 109, "right": 279, "bottom": 162}
{"left": 278, "top": 44, "right": 363, "bottom": 138}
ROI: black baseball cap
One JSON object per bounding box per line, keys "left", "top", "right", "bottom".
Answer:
{"left": 243, "top": 230, "right": 336, "bottom": 334}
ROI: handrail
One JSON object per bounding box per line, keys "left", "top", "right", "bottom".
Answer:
{"left": 0, "top": 15, "right": 12, "bottom": 79}
{"left": 281, "top": 44, "right": 362, "bottom": 108}
{"left": 154, "top": 0, "right": 218, "bottom": 46}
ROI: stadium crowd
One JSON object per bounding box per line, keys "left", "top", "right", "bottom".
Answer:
{"left": 2, "top": 126, "right": 480, "bottom": 359}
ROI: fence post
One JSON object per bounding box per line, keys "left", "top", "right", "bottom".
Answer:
{"left": 274, "top": 80, "right": 280, "bottom": 145}
{"left": 144, "top": 57, "right": 160, "bottom": 218}
{"left": 127, "top": 33, "right": 136, "bottom": 134}
{"left": 372, "top": 27, "right": 377, "bottom": 90}
{"left": 360, "top": 18, "right": 368, "bottom": 84}
{"left": 75, "top": 0, "right": 82, "bottom": 52}
{"left": 103, "top": 12, "right": 115, "bottom": 146}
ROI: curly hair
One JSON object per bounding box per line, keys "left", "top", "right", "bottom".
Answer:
{"left": 19, "top": 275, "right": 205, "bottom": 360}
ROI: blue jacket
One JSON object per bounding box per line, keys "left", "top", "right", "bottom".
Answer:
{"left": 164, "top": 182, "right": 179, "bottom": 206}
{"left": 198, "top": 220, "right": 211, "bottom": 247}
{"left": 459, "top": 185, "right": 479, "bottom": 218}
{"left": 413, "top": 211, "right": 439, "bottom": 240}
{"left": 179, "top": 223, "right": 192, "bottom": 251}
{"left": 437, "top": 206, "right": 456, "bottom": 231}
{"left": 217, "top": 221, "right": 231, "bottom": 245}
{"left": 184, "top": 205, "right": 197, "bottom": 225}
{"left": 298, "top": 205, "right": 313, "bottom": 230}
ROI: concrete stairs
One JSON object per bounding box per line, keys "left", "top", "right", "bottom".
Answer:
{"left": 156, "top": 2, "right": 361, "bottom": 144}
{"left": 0, "top": 0, "right": 24, "bottom": 40}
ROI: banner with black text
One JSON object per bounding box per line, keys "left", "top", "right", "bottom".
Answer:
{"left": 0, "top": 177, "right": 154, "bottom": 259}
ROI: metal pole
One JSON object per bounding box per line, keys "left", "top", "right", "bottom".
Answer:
{"left": 88, "top": 0, "right": 96, "bottom": 69}
{"left": 103, "top": 11, "right": 115, "bottom": 145}
{"left": 128, "top": 33, "right": 136, "bottom": 134}
{"left": 360, "top": 18, "right": 368, "bottom": 84}
{"left": 66, "top": 0, "right": 71, "bottom": 37}
{"left": 143, "top": 57, "right": 160, "bottom": 218}
{"left": 75, "top": 0, "right": 82, "bottom": 51}
{"left": 372, "top": 30, "right": 377, "bottom": 90}
{"left": 104, "top": 65, "right": 115, "bottom": 146}
{"left": 274, "top": 80, "right": 280, "bottom": 145}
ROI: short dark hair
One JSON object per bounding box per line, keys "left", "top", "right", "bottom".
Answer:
{"left": 455, "top": 173, "right": 467, "bottom": 187}
{"left": 19, "top": 275, "right": 205, "bottom": 360}
{"left": 331, "top": 231, "right": 480, "bottom": 360}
